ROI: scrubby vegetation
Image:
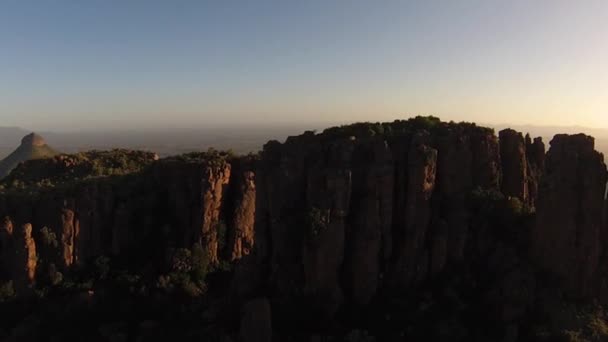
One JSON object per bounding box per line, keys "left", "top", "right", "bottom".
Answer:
{"left": 319, "top": 115, "right": 494, "bottom": 141}
{"left": 161, "top": 147, "right": 236, "bottom": 167}
{"left": 0, "top": 149, "right": 158, "bottom": 193}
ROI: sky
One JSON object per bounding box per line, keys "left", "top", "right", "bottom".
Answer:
{"left": 0, "top": 0, "right": 607, "bottom": 131}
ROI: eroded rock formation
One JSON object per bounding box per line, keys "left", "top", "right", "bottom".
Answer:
{"left": 499, "top": 129, "right": 529, "bottom": 202}
{"left": 0, "top": 119, "right": 606, "bottom": 340}
{"left": 533, "top": 134, "right": 608, "bottom": 297}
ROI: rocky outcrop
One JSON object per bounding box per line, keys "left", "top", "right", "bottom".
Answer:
{"left": 61, "top": 209, "right": 77, "bottom": 268}
{"left": 389, "top": 142, "right": 437, "bottom": 289}
{"left": 15, "top": 223, "right": 37, "bottom": 291}
{"left": 1, "top": 118, "right": 608, "bottom": 339}
{"left": 499, "top": 129, "right": 528, "bottom": 202}
{"left": 471, "top": 129, "right": 501, "bottom": 190}
{"left": 152, "top": 158, "right": 232, "bottom": 264}
{"left": 533, "top": 134, "right": 608, "bottom": 297}
{"left": 0, "top": 219, "right": 37, "bottom": 293}
{"left": 201, "top": 164, "right": 231, "bottom": 264}
{"left": 344, "top": 139, "right": 392, "bottom": 307}
{"left": 525, "top": 134, "right": 546, "bottom": 208}
{"left": 227, "top": 166, "right": 256, "bottom": 261}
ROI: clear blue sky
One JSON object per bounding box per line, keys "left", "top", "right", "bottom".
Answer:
{"left": 1, "top": 0, "right": 607, "bottom": 131}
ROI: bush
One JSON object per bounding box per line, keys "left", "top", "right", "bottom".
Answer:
{"left": 159, "top": 245, "right": 210, "bottom": 297}
{"left": 40, "top": 226, "right": 58, "bottom": 249}
{"left": 0, "top": 281, "right": 15, "bottom": 302}
{"left": 94, "top": 256, "right": 110, "bottom": 280}
{"left": 190, "top": 244, "right": 210, "bottom": 284}
{"left": 533, "top": 303, "right": 608, "bottom": 342}
{"left": 48, "top": 263, "right": 63, "bottom": 286}
{"left": 307, "top": 207, "right": 330, "bottom": 238}
{"left": 171, "top": 248, "right": 193, "bottom": 273}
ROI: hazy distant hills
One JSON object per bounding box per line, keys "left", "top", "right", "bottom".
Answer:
{"left": 0, "top": 133, "right": 59, "bottom": 178}
{"left": 0, "top": 126, "right": 30, "bottom": 158}
{"left": 0, "top": 126, "right": 314, "bottom": 159}
{"left": 0, "top": 123, "right": 606, "bottom": 160}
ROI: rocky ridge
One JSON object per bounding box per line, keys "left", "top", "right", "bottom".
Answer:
{"left": 0, "top": 117, "right": 607, "bottom": 341}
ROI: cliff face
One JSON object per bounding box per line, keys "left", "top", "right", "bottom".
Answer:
{"left": 499, "top": 129, "right": 529, "bottom": 202}
{"left": 533, "top": 134, "right": 608, "bottom": 297}
{"left": 0, "top": 118, "right": 607, "bottom": 340}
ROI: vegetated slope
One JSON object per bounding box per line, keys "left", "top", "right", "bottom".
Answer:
{"left": 0, "top": 117, "right": 607, "bottom": 341}
{"left": 0, "top": 149, "right": 159, "bottom": 192}
{"left": 0, "top": 133, "right": 59, "bottom": 178}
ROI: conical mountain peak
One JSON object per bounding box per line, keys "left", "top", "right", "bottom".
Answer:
{"left": 21, "top": 132, "right": 47, "bottom": 147}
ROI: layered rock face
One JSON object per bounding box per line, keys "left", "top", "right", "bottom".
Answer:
{"left": 0, "top": 151, "right": 256, "bottom": 295}
{"left": 533, "top": 134, "right": 608, "bottom": 297}
{"left": 1, "top": 118, "right": 608, "bottom": 339}
{"left": 498, "top": 129, "right": 547, "bottom": 208}
{"left": 0, "top": 219, "right": 36, "bottom": 292}
{"left": 525, "top": 134, "right": 546, "bottom": 208}
{"left": 248, "top": 121, "right": 509, "bottom": 321}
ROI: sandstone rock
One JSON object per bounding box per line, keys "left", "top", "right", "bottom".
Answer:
{"left": 390, "top": 142, "right": 437, "bottom": 288}
{"left": 201, "top": 164, "right": 231, "bottom": 264}
{"left": 61, "top": 208, "right": 76, "bottom": 268}
{"left": 499, "top": 129, "right": 528, "bottom": 202}
{"left": 525, "top": 134, "right": 545, "bottom": 208}
{"left": 229, "top": 169, "right": 256, "bottom": 261}
{"left": 471, "top": 130, "right": 501, "bottom": 189}
{"left": 533, "top": 134, "right": 608, "bottom": 297}
{"left": 344, "top": 139, "right": 393, "bottom": 306}
{"left": 153, "top": 159, "right": 231, "bottom": 264}
{"left": 436, "top": 131, "right": 473, "bottom": 264}
{"left": 3, "top": 119, "right": 608, "bottom": 336}
{"left": 13, "top": 223, "right": 37, "bottom": 292}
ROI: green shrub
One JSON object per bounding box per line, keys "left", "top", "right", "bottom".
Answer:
{"left": 40, "top": 226, "right": 58, "bottom": 249}
{"left": 171, "top": 248, "right": 193, "bottom": 273}
{"left": 190, "top": 244, "right": 210, "bottom": 284}
{"left": 159, "top": 245, "right": 211, "bottom": 297}
{"left": 0, "top": 281, "right": 15, "bottom": 302}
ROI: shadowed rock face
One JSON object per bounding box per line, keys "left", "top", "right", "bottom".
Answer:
{"left": 499, "top": 129, "right": 547, "bottom": 208}
{"left": 500, "top": 129, "right": 528, "bottom": 202}
{"left": 0, "top": 219, "right": 36, "bottom": 292}
{"left": 533, "top": 134, "right": 608, "bottom": 297}
{"left": 0, "top": 118, "right": 606, "bottom": 338}
{"left": 526, "top": 134, "right": 546, "bottom": 208}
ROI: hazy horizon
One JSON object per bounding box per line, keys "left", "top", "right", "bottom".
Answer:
{"left": 1, "top": 120, "right": 607, "bottom": 162}
{"left": 1, "top": 1, "right": 607, "bottom": 131}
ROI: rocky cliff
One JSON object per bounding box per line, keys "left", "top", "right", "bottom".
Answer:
{"left": 0, "top": 118, "right": 607, "bottom": 341}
